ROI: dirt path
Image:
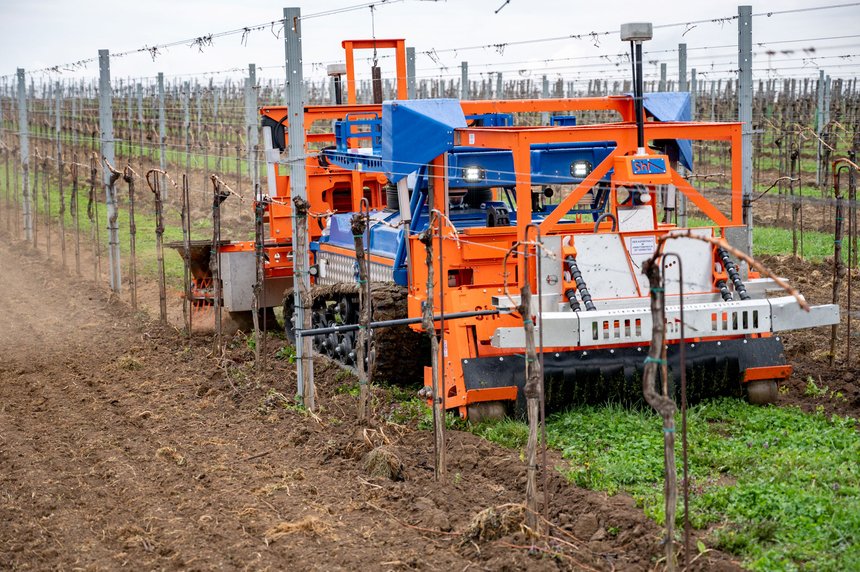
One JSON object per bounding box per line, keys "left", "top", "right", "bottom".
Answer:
{"left": 0, "top": 233, "right": 744, "bottom": 571}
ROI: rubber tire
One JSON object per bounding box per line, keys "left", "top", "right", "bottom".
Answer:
{"left": 466, "top": 401, "right": 508, "bottom": 423}
{"left": 746, "top": 379, "right": 779, "bottom": 405}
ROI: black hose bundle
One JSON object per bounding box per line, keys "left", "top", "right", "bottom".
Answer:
{"left": 565, "top": 255, "right": 597, "bottom": 311}
{"left": 716, "top": 279, "right": 733, "bottom": 302}
{"left": 565, "top": 287, "right": 582, "bottom": 311}
{"left": 716, "top": 247, "right": 750, "bottom": 300}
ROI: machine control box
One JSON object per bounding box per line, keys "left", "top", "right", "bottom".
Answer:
{"left": 613, "top": 154, "right": 672, "bottom": 185}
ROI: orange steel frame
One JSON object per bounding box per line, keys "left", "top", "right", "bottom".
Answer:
{"left": 253, "top": 94, "right": 637, "bottom": 282}
{"left": 236, "top": 39, "right": 639, "bottom": 284}
{"left": 406, "top": 119, "right": 749, "bottom": 416}
{"left": 224, "top": 38, "right": 758, "bottom": 416}
{"left": 342, "top": 39, "right": 408, "bottom": 104}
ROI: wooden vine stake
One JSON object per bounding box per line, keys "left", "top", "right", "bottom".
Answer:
{"left": 641, "top": 254, "right": 678, "bottom": 572}
{"left": 351, "top": 212, "right": 370, "bottom": 421}
{"left": 12, "top": 145, "right": 24, "bottom": 240}
{"left": 4, "top": 146, "right": 10, "bottom": 233}
{"left": 145, "top": 169, "right": 167, "bottom": 324}
{"left": 32, "top": 149, "right": 39, "bottom": 249}
{"left": 88, "top": 153, "right": 101, "bottom": 281}
{"left": 831, "top": 176, "right": 845, "bottom": 365}
{"left": 13, "top": 144, "right": 20, "bottom": 241}
{"left": 71, "top": 156, "right": 81, "bottom": 276}
{"left": 831, "top": 157, "right": 859, "bottom": 364}
{"left": 58, "top": 150, "right": 66, "bottom": 270}
{"left": 642, "top": 229, "right": 812, "bottom": 571}
{"left": 420, "top": 225, "right": 446, "bottom": 480}
{"left": 252, "top": 196, "right": 265, "bottom": 370}
{"left": 210, "top": 175, "right": 230, "bottom": 355}
{"left": 123, "top": 166, "right": 138, "bottom": 311}
{"left": 42, "top": 154, "right": 51, "bottom": 258}
{"left": 180, "top": 174, "right": 193, "bottom": 336}
{"left": 517, "top": 266, "right": 542, "bottom": 535}
{"left": 103, "top": 158, "right": 122, "bottom": 299}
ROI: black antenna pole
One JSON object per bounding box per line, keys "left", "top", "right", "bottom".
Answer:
{"left": 621, "top": 22, "right": 652, "bottom": 154}
{"left": 635, "top": 40, "right": 645, "bottom": 152}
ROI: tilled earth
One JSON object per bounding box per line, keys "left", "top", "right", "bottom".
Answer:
{"left": 762, "top": 254, "right": 860, "bottom": 417}
{"left": 0, "top": 233, "right": 745, "bottom": 571}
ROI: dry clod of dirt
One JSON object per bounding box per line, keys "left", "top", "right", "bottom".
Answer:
{"left": 463, "top": 504, "right": 527, "bottom": 542}
{"left": 155, "top": 446, "right": 186, "bottom": 466}
{"left": 572, "top": 512, "right": 600, "bottom": 540}
{"left": 116, "top": 355, "right": 143, "bottom": 370}
{"left": 363, "top": 445, "right": 405, "bottom": 481}
{"left": 413, "top": 497, "right": 453, "bottom": 531}
{"left": 257, "top": 469, "right": 307, "bottom": 496}
{"left": 265, "top": 516, "right": 331, "bottom": 542}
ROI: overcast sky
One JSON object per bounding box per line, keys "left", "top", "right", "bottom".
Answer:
{"left": 1, "top": 0, "right": 858, "bottom": 86}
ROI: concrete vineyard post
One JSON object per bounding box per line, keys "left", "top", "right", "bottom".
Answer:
{"left": 99, "top": 49, "right": 121, "bottom": 293}
{"left": 284, "top": 6, "right": 315, "bottom": 410}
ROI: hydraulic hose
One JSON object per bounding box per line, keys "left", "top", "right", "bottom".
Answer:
{"left": 716, "top": 279, "right": 733, "bottom": 302}
{"left": 593, "top": 212, "right": 618, "bottom": 233}
{"left": 565, "top": 287, "right": 582, "bottom": 312}
{"left": 565, "top": 255, "right": 597, "bottom": 311}
{"left": 717, "top": 247, "right": 750, "bottom": 300}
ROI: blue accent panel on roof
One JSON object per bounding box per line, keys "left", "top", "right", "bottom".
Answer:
{"left": 382, "top": 99, "right": 466, "bottom": 183}
{"left": 643, "top": 92, "right": 691, "bottom": 122}
{"left": 640, "top": 91, "right": 694, "bottom": 171}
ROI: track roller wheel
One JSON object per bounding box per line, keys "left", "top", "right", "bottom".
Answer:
{"left": 311, "top": 310, "right": 328, "bottom": 352}
{"left": 746, "top": 379, "right": 779, "bottom": 405}
{"left": 466, "top": 401, "right": 509, "bottom": 423}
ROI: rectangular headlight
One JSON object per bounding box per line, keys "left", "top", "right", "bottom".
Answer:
{"left": 462, "top": 166, "right": 484, "bottom": 183}
{"left": 570, "top": 160, "right": 592, "bottom": 178}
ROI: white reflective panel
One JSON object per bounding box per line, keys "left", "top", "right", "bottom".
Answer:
{"left": 572, "top": 234, "right": 640, "bottom": 299}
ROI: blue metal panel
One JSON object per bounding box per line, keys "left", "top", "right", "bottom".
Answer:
{"left": 551, "top": 115, "right": 577, "bottom": 126}
{"left": 641, "top": 92, "right": 693, "bottom": 171}
{"left": 325, "top": 213, "right": 355, "bottom": 250}
{"left": 322, "top": 211, "right": 400, "bottom": 260}
{"left": 381, "top": 99, "right": 466, "bottom": 183}
{"left": 643, "top": 92, "right": 691, "bottom": 121}
{"left": 323, "top": 150, "right": 385, "bottom": 172}
{"left": 445, "top": 143, "right": 615, "bottom": 187}
{"left": 368, "top": 213, "right": 401, "bottom": 259}
{"left": 335, "top": 112, "right": 382, "bottom": 154}
{"left": 465, "top": 113, "right": 513, "bottom": 127}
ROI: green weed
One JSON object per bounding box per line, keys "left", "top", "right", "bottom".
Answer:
{"left": 804, "top": 376, "right": 829, "bottom": 398}
{"left": 334, "top": 379, "right": 360, "bottom": 397}
{"left": 386, "top": 397, "right": 429, "bottom": 425}
{"left": 275, "top": 345, "right": 296, "bottom": 363}
{"left": 473, "top": 419, "right": 529, "bottom": 449}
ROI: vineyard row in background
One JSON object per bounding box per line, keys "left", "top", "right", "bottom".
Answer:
{"left": 0, "top": 68, "right": 857, "bottom": 298}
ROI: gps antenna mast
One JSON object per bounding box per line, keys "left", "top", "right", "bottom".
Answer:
{"left": 621, "top": 22, "right": 653, "bottom": 155}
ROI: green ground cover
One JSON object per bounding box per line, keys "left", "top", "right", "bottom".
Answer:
{"left": 476, "top": 400, "right": 860, "bottom": 571}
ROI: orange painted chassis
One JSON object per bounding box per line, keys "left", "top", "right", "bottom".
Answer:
{"left": 229, "top": 39, "right": 781, "bottom": 417}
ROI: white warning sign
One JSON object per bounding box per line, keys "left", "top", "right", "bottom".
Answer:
{"left": 629, "top": 235, "right": 657, "bottom": 256}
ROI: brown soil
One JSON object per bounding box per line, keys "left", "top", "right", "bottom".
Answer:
{"left": 0, "top": 231, "right": 741, "bottom": 571}
{"left": 760, "top": 254, "right": 860, "bottom": 418}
